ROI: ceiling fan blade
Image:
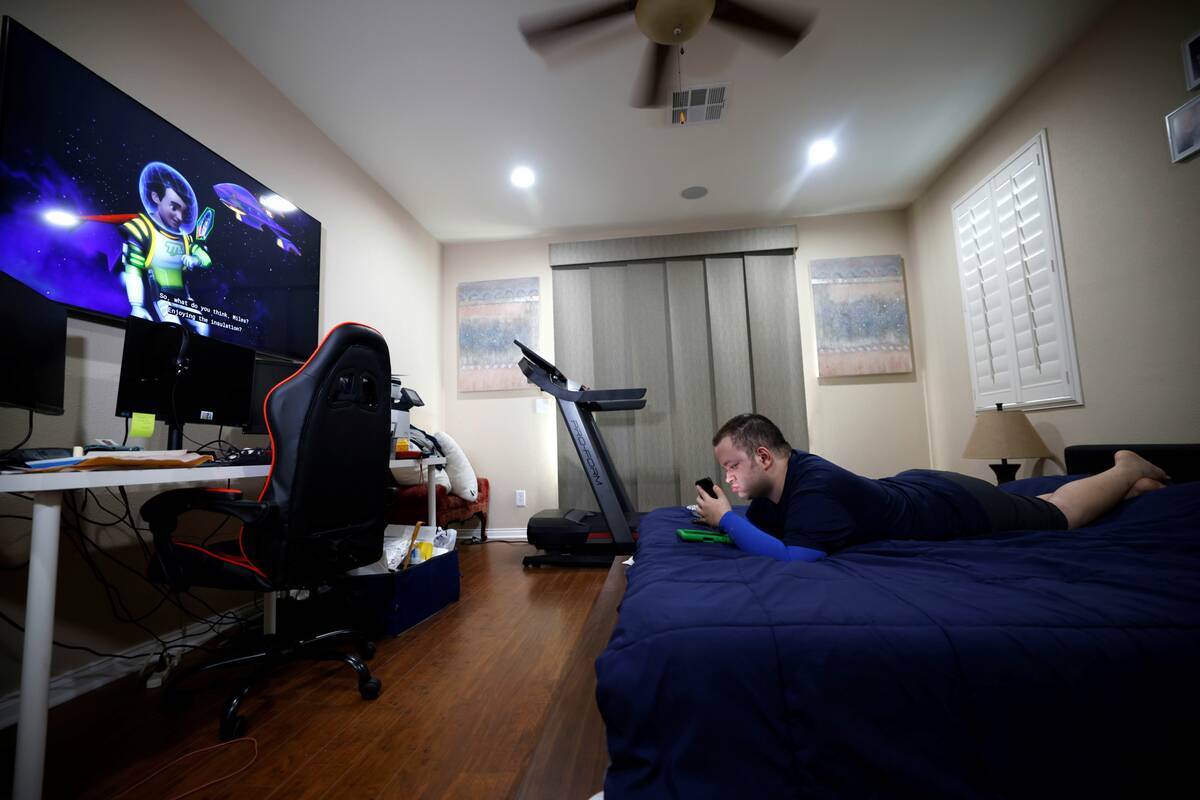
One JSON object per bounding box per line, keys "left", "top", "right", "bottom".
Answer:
{"left": 519, "top": 1, "right": 637, "bottom": 52}
{"left": 631, "top": 41, "right": 672, "bottom": 108}
{"left": 710, "top": 0, "right": 816, "bottom": 56}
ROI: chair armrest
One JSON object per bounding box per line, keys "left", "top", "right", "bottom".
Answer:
{"left": 141, "top": 487, "right": 271, "bottom": 532}
{"left": 140, "top": 488, "right": 274, "bottom": 587}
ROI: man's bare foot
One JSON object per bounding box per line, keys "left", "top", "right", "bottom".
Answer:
{"left": 1124, "top": 477, "right": 1166, "bottom": 500}
{"left": 1114, "top": 450, "right": 1170, "bottom": 483}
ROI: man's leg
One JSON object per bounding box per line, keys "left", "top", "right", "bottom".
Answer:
{"left": 1037, "top": 450, "right": 1169, "bottom": 529}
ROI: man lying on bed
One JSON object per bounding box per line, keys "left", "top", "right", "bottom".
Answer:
{"left": 694, "top": 413, "right": 1170, "bottom": 562}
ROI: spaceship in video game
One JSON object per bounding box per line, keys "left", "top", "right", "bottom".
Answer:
{"left": 212, "top": 182, "right": 301, "bottom": 256}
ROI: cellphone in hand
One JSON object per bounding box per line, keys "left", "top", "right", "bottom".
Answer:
{"left": 695, "top": 477, "right": 718, "bottom": 498}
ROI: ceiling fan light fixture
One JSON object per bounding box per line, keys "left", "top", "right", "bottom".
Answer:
{"left": 635, "top": 0, "right": 715, "bottom": 45}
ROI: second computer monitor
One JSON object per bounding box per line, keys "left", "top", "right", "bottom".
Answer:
{"left": 244, "top": 356, "right": 301, "bottom": 435}
{"left": 0, "top": 271, "right": 67, "bottom": 415}
{"left": 115, "top": 317, "right": 256, "bottom": 433}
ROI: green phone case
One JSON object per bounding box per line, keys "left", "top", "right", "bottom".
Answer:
{"left": 677, "top": 528, "right": 732, "bottom": 544}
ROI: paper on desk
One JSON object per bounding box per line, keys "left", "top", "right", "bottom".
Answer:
{"left": 20, "top": 450, "right": 213, "bottom": 472}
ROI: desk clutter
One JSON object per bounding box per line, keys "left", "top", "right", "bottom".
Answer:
{"left": 349, "top": 523, "right": 459, "bottom": 574}
{"left": 5, "top": 449, "right": 212, "bottom": 472}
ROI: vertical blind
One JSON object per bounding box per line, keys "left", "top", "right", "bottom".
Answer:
{"left": 552, "top": 252, "right": 807, "bottom": 511}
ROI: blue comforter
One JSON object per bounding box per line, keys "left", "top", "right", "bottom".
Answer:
{"left": 596, "top": 477, "right": 1200, "bottom": 798}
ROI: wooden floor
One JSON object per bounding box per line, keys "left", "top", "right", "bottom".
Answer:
{"left": 0, "top": 542, "right": 620, "bottom": 799}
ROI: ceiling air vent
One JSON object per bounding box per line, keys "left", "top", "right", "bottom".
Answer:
{"left": 670, "top": 84, "right": 728, "bottom": 126}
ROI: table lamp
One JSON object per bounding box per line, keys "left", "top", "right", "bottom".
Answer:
{"left": 963, "top": 403, "right": 1052, "bottom": 484}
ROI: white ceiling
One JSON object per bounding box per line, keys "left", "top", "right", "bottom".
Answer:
{"left": 187, "top": 0, "right": 1108, "bottom": 243}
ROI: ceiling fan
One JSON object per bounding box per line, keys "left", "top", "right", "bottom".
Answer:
{"left": 519, "top": 0, "right": 816, "bottom": 108}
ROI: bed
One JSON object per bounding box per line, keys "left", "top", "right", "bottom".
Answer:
{"left": 596, "top": 452, "right": 1200, "bottom": 798}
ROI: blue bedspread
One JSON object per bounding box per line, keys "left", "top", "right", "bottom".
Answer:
{"left": 596, "top": 477, "right": 1200, "bottom": 798}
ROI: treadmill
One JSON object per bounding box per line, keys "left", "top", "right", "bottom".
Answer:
{"left": 515, "top": 340, "right": 646, "bottom": 567}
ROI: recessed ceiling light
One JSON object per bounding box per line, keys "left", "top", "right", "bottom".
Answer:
{"left": 260, "top": 194, "right": 297, "bottom": 213}
{"left": 681, "top": 185, "right": 708, "bottom": 199}
{"left": 510, "top": 166, "right": 536, "bottom": 189}
{"left": 808, "top": 139, "right": 837, "bottom": 166}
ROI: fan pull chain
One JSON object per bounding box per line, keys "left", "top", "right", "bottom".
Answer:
{"left": 677, "top": 47, "right": 686, "bottom": 124}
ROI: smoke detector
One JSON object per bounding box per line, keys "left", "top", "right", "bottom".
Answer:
{"left": 670, "top": 84, "right": 727, "bottom": 126}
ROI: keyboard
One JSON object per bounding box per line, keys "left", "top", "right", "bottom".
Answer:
{"left": 202, "top": 448, "right": 273, "bottom": 467}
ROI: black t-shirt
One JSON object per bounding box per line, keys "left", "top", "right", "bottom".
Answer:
{"left": 745, "top": 450, "right": 990, "bottom": 553}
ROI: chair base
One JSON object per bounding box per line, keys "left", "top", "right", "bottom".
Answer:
{"left": 165, "top": 628, "right": 381, "bottom": 740}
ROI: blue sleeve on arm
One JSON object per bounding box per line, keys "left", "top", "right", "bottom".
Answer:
{"left": 719, "top": 512, "right": 826, "bottom": 562}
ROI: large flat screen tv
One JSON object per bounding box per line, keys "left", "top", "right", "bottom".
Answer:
{"left": 0, "top": 17, "right": 320, "bottom": 360}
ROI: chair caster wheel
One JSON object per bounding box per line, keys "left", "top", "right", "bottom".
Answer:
{"left": 359, "top": 641, "right": 377, "bottom": 660}
{"left": 359, "top": 677, "right": 382, "bottom": 700}
{"left": 220, "top": 715, "right": 247, "bottom": 741}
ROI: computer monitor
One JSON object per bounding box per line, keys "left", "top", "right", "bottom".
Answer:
{"left": 243, "top": 355, "right": 301, "bottom": 435}
{"left": 0, "top": 270, "right": 66, "bottom": 415}
{"left": 115, "top": 316, "right": 255, "bottom": 448}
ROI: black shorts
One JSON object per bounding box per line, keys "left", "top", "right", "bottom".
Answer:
{"left": 937, "top": 471, "right": 1069, "bottom": 532}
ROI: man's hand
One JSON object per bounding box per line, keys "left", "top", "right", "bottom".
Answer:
{"left": 696, "top": 483, "right": 732, "bottom": 528}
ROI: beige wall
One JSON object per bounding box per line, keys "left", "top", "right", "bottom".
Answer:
{"left": 440, "top": 239, "right": 558, "bottom": 532}
{"left": 908, "top": 0, "right": 1200, "bottom": 480}
{"left": 795, "top": 212, "right": 930, "bottom": 477}
{"left": 0, "top": 0, "right": 441, "bottom": 692}
{"left": 442, "top": 210, "right": 930, "bottom": 530}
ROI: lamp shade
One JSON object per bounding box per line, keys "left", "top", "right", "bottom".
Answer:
{"left": 963, "top": 408, "right": 1052, "bottom": 459}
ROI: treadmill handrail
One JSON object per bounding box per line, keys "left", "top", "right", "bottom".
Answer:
{"left": 584, "top": 398, "right": 646, "bottom": 411}
{"left": 577, "top": 387, "right": 646, "bottom": 402}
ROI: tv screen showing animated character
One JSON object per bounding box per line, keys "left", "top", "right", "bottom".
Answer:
{"left": 0, "top": 17, "right": 321, "bottom": 360}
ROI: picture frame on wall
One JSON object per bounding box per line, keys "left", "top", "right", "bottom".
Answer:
{"left": 809, "top": 255, "right": 915, "bottom": 377}
{"left": 456, "top": 277, "right": 540, "bottom": 392}
{"left": 1165, "top": 94, "right": 1200, "bottom": 163}
{"left": 1184, "top": 29, "right": 1200, "bottom": 91}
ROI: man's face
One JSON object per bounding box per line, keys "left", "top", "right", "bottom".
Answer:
{"left": 714, "top": 437, "right": 772, "bottom": 500}
{"left": 150, "top": 187, "right": 188, "bottom": 232}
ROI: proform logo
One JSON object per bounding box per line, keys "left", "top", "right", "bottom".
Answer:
{"left": 570, "top": 419, "right": 604, "bottom": 487}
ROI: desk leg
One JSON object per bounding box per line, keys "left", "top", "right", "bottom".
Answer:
{"left": 426, "top": 465, "right": 437, "bottom": 530}
{"left": 13, "top": 491, "right": 62, "bottom": 800}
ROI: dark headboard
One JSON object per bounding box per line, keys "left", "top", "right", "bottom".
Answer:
{"left": 1064, "top": 444, "right": 1200, "bottom": 484}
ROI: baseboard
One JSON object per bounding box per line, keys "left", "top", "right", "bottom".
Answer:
{"left": 483, "top": 528, "right": 527, "bottom": 541}
{"left": 0, "top": 602, "right": 259, "bottom": 731}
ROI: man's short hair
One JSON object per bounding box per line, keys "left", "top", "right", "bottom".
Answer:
{"left": 712, "top": 414, "right": 791, "bottom": 456}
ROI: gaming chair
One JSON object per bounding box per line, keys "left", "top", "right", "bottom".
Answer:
{"left": 141, "top": 322, "right": 394, "bottom": 740}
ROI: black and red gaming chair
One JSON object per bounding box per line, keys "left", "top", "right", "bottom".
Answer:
{"left": 141, "top": 322, "right": 394, "bottom": 739}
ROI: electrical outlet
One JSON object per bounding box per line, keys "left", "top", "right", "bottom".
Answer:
{"left": 515, "top": 489, "right": 526, "bottom": 507}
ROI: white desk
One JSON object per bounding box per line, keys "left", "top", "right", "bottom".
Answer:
{"left": 0, "top": 455, "right": 445, "bottom": 800}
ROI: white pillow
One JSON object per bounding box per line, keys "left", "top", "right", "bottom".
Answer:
{"left": 434, "top": 431, "right": 478, "bottom": 501}
{"left": 394, "top": 463, "right": 452, "bottom": 493}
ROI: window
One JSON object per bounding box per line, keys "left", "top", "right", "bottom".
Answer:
{"left": 951, "top": 130, "right": 1082, "bottom": 411}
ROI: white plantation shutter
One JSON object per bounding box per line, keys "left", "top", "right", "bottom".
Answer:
{"left": 951, "top": 131, "right": 1082, "bottom": 411}
{"left": 954, "top": 182, "right": 1015, "bottom": 407}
